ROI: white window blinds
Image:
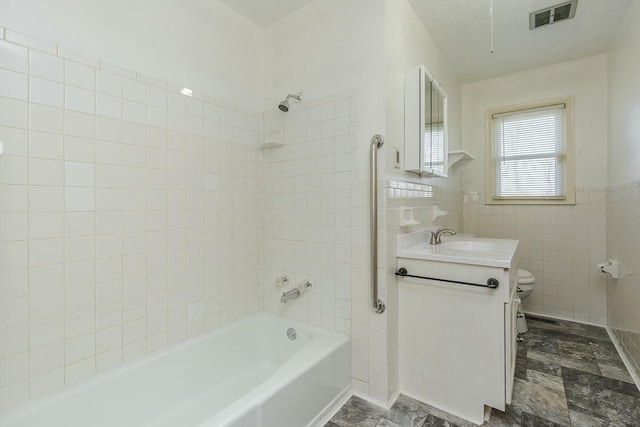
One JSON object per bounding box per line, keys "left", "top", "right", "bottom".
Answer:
{"left": 492, "top": 104, "right": 566, "bottom": 199}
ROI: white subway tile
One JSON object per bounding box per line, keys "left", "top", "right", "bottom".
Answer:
{"left": 0, "top": 97, "right": 28, "bottom": 128}
{"left": 123, "top": 100, "right": 145, "bottom": 124}
{"left": 65, "top": 161, "right": 95, "bottom": 187}
{"left": 65, "top": 187, "right": 95, "bottom": 212}
{"left": 65, "top": 260, "right": 94, "bottom": 288}
{"left": 65, "top": 86, "right": 95, "bottom": 114}
{"left": 29, "top": 212, "right": 63, "bottom": 240}
{"left": 29, "top": 50, "right": 63, "bottom": 81}
{"left": 0, "top": 269, "right": 28, "bottom": 300}
{"left": 0, "top": 126, "right": 27, "bottom": 157}
{"left": 136, "top": 72, "right": 166, "bottom": 89}
{"left": 29, "top": 290, "right": 64, "bottom": 321}
{"left": 96, "top": 93, "right": 122, "bottom": 120}
{"left": 146, "top": 85, "right": 166, "bottom": 108}
{"left": 100, "top": 60, "right": 136, "bottom": 80}
{"left": 29, "top": 158, "right": 63, "bottom": 186}
{"left": 65, "top": 333, "right": 95, "bottom": 364}
{"left": 146, "top": 106, "right": 167, "bottom": 128}
{"left": 96, "top": 71, "right": 121, "bottom": 96}
{"left": 64, "top": 60, "right": 95, "bottom": 89}
{"left": 0, "top": 241, "right": 28, "bottom": 270}
{"left": 122, "top": 79, "right": 145, "bottom": 103}
{"left": 66, "top": 285, "right": 95, "bottom": 313}
{"left": 30, "top": 104, "right": 63, "bottom": 134}
{"left": 0, "top": 40, "right": 28, "bottom": 73}
{"left": 64, "top": 136, "right": 94, "bottom": 163}
{"left": 28, "top": 368, "right": 63, "bottom": 400}
{"left": 95, "top": 117, "right": 122, "bottom": 143}
{"left": 65, "top": 357, "right": 95, "bottom": 386}
{"left": 168, "top": 92, "right": 186, "bottom": 113}
{"left": 0, "top": 68, "right": 27, "bottom": 101}
{"left": 29, "top": 131, "right": 63, "bottom": 160}
{"left": 5, "top": 30, "right": 55, "bottom": 54}
{"left": 29, "top": 264, "right": 64, "bottom": 294}
{"left": 64, "top": 110, "right": 94, "bottom": 138}
{"left": 96, "top": 325, "right": 121, "bottom": 354}
{"left": 29, "top": 341, "right": 64, "bottom": 376}
{"left": 29, "top": 316, "right": 63, "bottom": 349}
{"left": 58, "top": 47, "right": 100, "bottom": 68}
{"left": 0, "top": 297, "right": 27, "bottom": 328}
{"left": 96, "top": 348, "right": 122, "bottom": 373}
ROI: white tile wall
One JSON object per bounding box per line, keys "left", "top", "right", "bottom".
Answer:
{"left": 463, "top": 188, "right": 607, "bottom": 325}
{"left": 607, "top": 181, "right": 640, "bottom": 381}
{"left": 0, "top": 31, "right": 262, "bottom": 411}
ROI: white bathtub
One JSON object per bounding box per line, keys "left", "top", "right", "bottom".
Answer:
{"left": 0, "top": 314, "right": 351, "bottom": 427}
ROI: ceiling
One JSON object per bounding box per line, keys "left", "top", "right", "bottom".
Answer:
{"left": 407, "top": 0, "right": 632, "bottom": 82}
{"left": 219, "top": 0, "right": 631, "bottom": 83}
{"left": 217, "top": 0, "right": 317, "bottom": 27}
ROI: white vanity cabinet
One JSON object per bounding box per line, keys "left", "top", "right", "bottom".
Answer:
{"left": 396, "top": 232, "right": 519, "bottom": 425}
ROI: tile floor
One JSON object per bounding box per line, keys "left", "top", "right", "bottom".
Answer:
{"left": 327, "top": 316, "right": 640, "bottom": 426}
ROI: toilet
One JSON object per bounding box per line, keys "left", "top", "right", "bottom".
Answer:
{"left": 516, "top": 269, "right": 536, "bottom": 334}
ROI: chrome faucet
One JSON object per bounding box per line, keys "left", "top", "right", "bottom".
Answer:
{"left": 280, "top": 288, "right": 301, "bottom": 303}
{"left": 430, "top": 228, "right": 456, "bottom": 245}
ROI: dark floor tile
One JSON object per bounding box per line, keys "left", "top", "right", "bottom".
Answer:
{"left": 590, "top": 340, "right": 635, "bottom": 383}
{"left": 521, "top": 411, "right": 568, "bottom": 426}
{"left": 568, "top": 410, "right": 615, "bottom": 427}
{"left": 520, "top": 329, "right": 559, "bottom": 355}
{"left": 525, "top": 369, "right": 564, "bottom": 391}
{"left": 325, "top": 422, "right": 341, "bottom": 427}
{"left": 558, "top": 340, "right": 601, "bottom": 376}
{"left": 562, "top": 367, "right": 640, "bottom": 426}
{"left": 421, "top": 413, "right": 457, "bottom": 426}
{"left": 376, "top": 419, "right": 403, "bottom": 427}
{"left": 527, "top": 350, "right": 562, "bottom": 377}
{"left": 384, "top": 395, "right": 455, "bottom": 427}
{"left": 488, "top": 406, "right": 521, "bottom": 426}
{"left": 509, "top": 378, "right": 570, "bottom": 425}
{"left": 331, "top": 396, "right": 386, "bottom": 427}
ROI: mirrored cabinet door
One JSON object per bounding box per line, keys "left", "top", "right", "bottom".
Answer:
{"left": 404, "top": 65, "right": 448, "bottom": 177}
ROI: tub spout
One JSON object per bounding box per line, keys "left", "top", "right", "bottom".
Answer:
{"left": 281, "top": 288, "right": 300, "bottom": 303}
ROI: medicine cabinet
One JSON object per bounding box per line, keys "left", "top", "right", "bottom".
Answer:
{"left": 404, "top": 65, "right": 448, "bottom": 177}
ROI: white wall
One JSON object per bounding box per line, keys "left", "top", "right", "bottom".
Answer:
{"left": 606, "top": 0, "right": 640, "bottom": 382}
{"left": 0, "top": 0, "right": 264, "bottom": 110}
{"left": 263, "top": 0, "right": 392, "bottom": 404}
{"left": 462, "top": 55, "right": 608, "bottom": 324}
{"left": 383, "top": 0, "right": 463, "bottom": 403}
{"left": 0, "top": 4, "right": 264, "bottom": 411}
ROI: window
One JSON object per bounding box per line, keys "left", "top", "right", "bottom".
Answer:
{"left": 486, "top": 98, "right": 575, "bottom": 205}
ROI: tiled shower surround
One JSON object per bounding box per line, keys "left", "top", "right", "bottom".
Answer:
{"left": 463, "top": 188, "right": 607, "bottom": 325}
{"left": 607, "top": 181, "right": 640, "bottom": 382}
{"left": 0, "top": 33, "right": 263, "bottom": 410}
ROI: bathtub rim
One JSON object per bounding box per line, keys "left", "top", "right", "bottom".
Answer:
{"left": 0, "top": 312, "right": 350, "bottom": 425}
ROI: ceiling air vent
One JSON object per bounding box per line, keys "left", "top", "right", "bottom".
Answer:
{"left": 530, "top": 0, "right": 578, "bottom": 30}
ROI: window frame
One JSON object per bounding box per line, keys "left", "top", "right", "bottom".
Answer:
{"left": 485, "top": 97, "right": 576, "bottom": 205}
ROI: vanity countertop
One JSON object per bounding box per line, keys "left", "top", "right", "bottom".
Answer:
{"left": 397, "top": 228, "right": 518, "bottom": 268}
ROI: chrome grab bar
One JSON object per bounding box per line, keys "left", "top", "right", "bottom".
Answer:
{"left": 370, "top": 135, "right": 385, "bottom": 314}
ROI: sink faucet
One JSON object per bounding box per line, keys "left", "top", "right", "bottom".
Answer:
{"left": 430, "top": 228, "right": 456, "bottom": 245}
{"left": 280, "top": 288, "right": 301, "bottom": 303}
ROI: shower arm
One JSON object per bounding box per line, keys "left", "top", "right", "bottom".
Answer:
{"left": 370, "top": 134, "right": 386, "bottom": 314}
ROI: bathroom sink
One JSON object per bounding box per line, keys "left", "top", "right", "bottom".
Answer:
{"left": 397, "top": 229, "right": 519, "bottom": 268}
{"left": 440, "top": 240, "right": 500, "bottom": 252}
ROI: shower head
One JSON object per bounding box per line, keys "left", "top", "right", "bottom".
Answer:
{"left": 278, "top": 92, "right": 302, "bottom": 112}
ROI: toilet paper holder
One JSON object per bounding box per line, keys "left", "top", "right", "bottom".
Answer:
{"left": 598, "top": 259, "right": 619, "bottom": 279}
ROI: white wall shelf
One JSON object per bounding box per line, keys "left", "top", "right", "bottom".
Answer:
{"left": 448, "top": 150, "right": 475, "bottom": 169}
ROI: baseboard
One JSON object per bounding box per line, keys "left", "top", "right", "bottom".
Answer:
{"left": 523, "top": 311, "right": 605, "bottom": 328}
{"left": 605, "top": 327, "right": 640, "bottom": 392}
{"left": 353, "top": 389, "right": 400, "bottom": 410}
{"left": 309, "top": 385, "right": 352, "bottom": 427}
